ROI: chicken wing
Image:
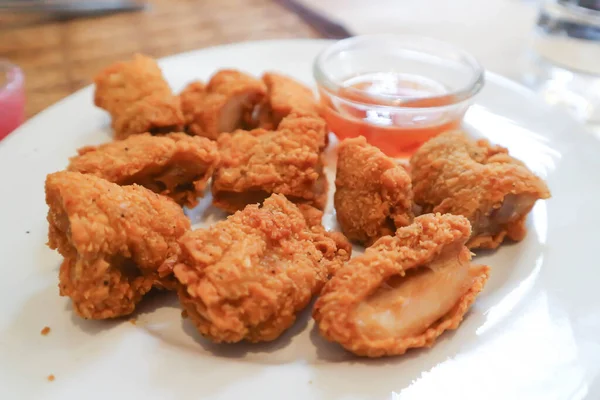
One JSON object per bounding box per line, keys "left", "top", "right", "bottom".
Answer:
{"left": 68, "top": 133, "right": 220, "bottom": 208}
{"left": 180, "top": 70, "right": 266, "bottom": 140}
{"left": 335, "top": 136, "right": 413, "bottom": 245}
{"left": 251, "top": 72, "right": 320, "bottom": 130}
{"left": 94, "top": 54, "right": 184, "bottom": 139}
{"left": 410, "top": 130, "right": 551, "bottom": 249}
{"left": 174, "top": 194, "right": 351, "bottom": 343}
{"left": 212, "top": 113, "right": 328, "bottom": 213}
{"left": 313, "top": 213, "right": 490, "bottom": 357}
{"left": 46, "top": 171, "right": 190, "bottom": 319}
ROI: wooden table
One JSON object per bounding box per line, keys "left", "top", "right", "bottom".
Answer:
{"left": 0, "top": 0, "right": 320, "bottom": 118}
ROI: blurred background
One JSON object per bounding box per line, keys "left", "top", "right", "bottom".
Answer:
{"left": 0, "top": 0, "right": 320, "bottom": 118}
{"left": 0, "top": 0, "right": 599, "bottom": 133}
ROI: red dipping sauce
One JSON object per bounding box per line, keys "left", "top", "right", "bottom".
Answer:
{"left": 0, "top": 61, "right": 25, "bottom": 141}
{"left": 314, "top": 35, "right": 484, "bottom": 158}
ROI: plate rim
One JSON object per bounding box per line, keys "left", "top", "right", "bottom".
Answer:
{"left": 2, "top": 37, "right": 594, "bottom": 150}
{"left": 1, "top": 38, "right": 599, "bottom": 400}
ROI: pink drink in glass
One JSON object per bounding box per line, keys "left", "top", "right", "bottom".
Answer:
{"left": 0, "top": 61, "right": 25, "bottom": 140}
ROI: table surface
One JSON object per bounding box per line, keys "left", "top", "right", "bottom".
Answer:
{"left": 0, "top": 0, "right": 321, "bottom": 118}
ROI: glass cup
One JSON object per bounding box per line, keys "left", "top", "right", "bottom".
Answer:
{"left": 524, "top": 0, "right": 600, "bottom": 129}
{"left": 0, "top": 60, "right": 25, "bottom": 140}
{"left": 313, "top": 34, "right": 485, "bottom": 158}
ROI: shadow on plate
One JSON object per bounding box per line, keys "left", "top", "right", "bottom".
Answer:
{"left": 132, "top": 288, "right": 180, "bottom": 316}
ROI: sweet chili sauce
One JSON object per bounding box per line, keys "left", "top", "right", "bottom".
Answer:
{"left": 319, "top": 72, "right": 463, "bottom": 158}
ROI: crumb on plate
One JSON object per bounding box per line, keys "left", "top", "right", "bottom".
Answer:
{"left": 41, "top": 326, "right": 51, "bottom": 336}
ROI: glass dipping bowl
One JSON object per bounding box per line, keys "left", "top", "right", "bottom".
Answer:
{"left": 0, "top": 60, "right": 25, "bottom": 141}
{"left": 314, "top": 34, "right": 485, "bottom": 158}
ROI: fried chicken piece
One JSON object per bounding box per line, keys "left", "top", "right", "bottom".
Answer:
{"left": 410, "top": 130, "right": 551, "bottom": 249}
{"left": 335, "top": 137, "right": 413, "bottom": 245}
{"left": 250, "top": 72, "right": 320, "bottom": 130}
{"left": 314, "top": 213, "right": 490, "bottom": 357}
{"left": 94, "top": 54, "right": 184, "bottom": 139}
{"left": 46, "top": 171, "right": 190, "bottom": 319}
{"left": 180, "top": 70, "right": 266, "bottom": 140}
{"left": 68, "top": 133, "right": 220, "bottom": 207}
{"left": 297, "top": 204, "right": 353, "bottom": 277}
{"left": 212, "top": 113, "right": 328, "bottom": 213}
{"left": 174, "top": 194, "right": 350, "bottom": 343}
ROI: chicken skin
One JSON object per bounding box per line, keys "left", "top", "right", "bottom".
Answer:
{"left": 410, "top": 131, "right": 551, "bottom": 249}
{"left": 313, "top": 213, "right": 490, "bottom": 357}
{"left": 174, "top": 194, "right": 351, "bottom": 343}
{"left": 68, "top": 133, "right": 220, "bottom": 207}
{"left": 46, "top": 171, "right": 190, "bottom": 319}
{"left": 180, "top": 70, "right": 266, "bottom": 140}
{"left": 252, "top": 72, "right": 321, "bottom": 129}
{"left": 94, "top": 54, "right": 184, "bottom": 139}
{"left": 335, "top": 136, "right": 413, "bottom": 245}
{"left": 212, "top": 113, "right": 328, "bottom": 213}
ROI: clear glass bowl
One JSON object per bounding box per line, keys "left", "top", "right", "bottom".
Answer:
{"left": 0, "top": 60, "right": 25, "bottom": 140}
{"left": 314, "top": 34, "right": 485, "bottom": 157}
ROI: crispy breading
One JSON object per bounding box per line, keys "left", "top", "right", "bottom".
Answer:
{"left": 174, "top": 194, "right": 350, "bottom": 343}
{"left": 180, "top": 70, "right": 266, "bottom": 139}
{"left": 68, "top": 133, "right": 220, "bottom": 207}
{"left": 335, "top": 136, "right": 413, "bottom": 245}
{"left": 46, "top": 171, "right": 190, "bottom": 319}
{"left": 212, "top": 113, "right": 328, "bottom": 213}
{"left": 297, "top": 204, "right": 353, "bottom": 277}
{"left": 252, "top": 72, "right": 320, "bottom": 129}
{"left": 112, "top": 95, "right": 184, "bottom": 139}
{"left": 410, "top": 131, "right": 551, "bottom": 249}
{"left": 94, "top": 54, "right": 184, "bottom": 139}
{"left": 313, "top": 213, "right": 490, "bottom": 357}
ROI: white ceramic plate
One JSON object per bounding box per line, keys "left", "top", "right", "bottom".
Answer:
{"left": 1, "top": 40, "right": 599, "bottom": 400}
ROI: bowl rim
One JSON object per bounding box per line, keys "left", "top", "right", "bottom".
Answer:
{"left": 313, "top": 34, "right": 485, "bottom": 107}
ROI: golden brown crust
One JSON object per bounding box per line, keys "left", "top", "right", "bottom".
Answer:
{"left": 94, "top": 54, "right": 184, "bottom": 139}
{"left": 410, "top": 130, "right": 551, "bottom": 249}
{"left": 112, "top": 95, "right": 184, "bottom": 140}
{"left": 58, "top": 257, "right": 154, "bottom": 320}
{"left": 335, "top": 136, "right": 413, "bottom": 245}
{"left": 256, "top": 72, "right": 320, "bottom": 129}
{"left": 313, "top": 213, "right": 490, "bottom": 357}
{"left": 297, "top": 204, "right": 353, "bottom": 277}
{"left": 174, "top": 194, "right": 350, "bottom": 343}
{"left": 212, "top": 113, "right": 329, "bottom": 213}
{"left": 180, "top": 70, "right": 266, "bottom": 139}
{"left": 68, "top": 133, "right": 220, "bottom": 207}
{"left": 46, "top": 171, "right": 190, "bottom": 319}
